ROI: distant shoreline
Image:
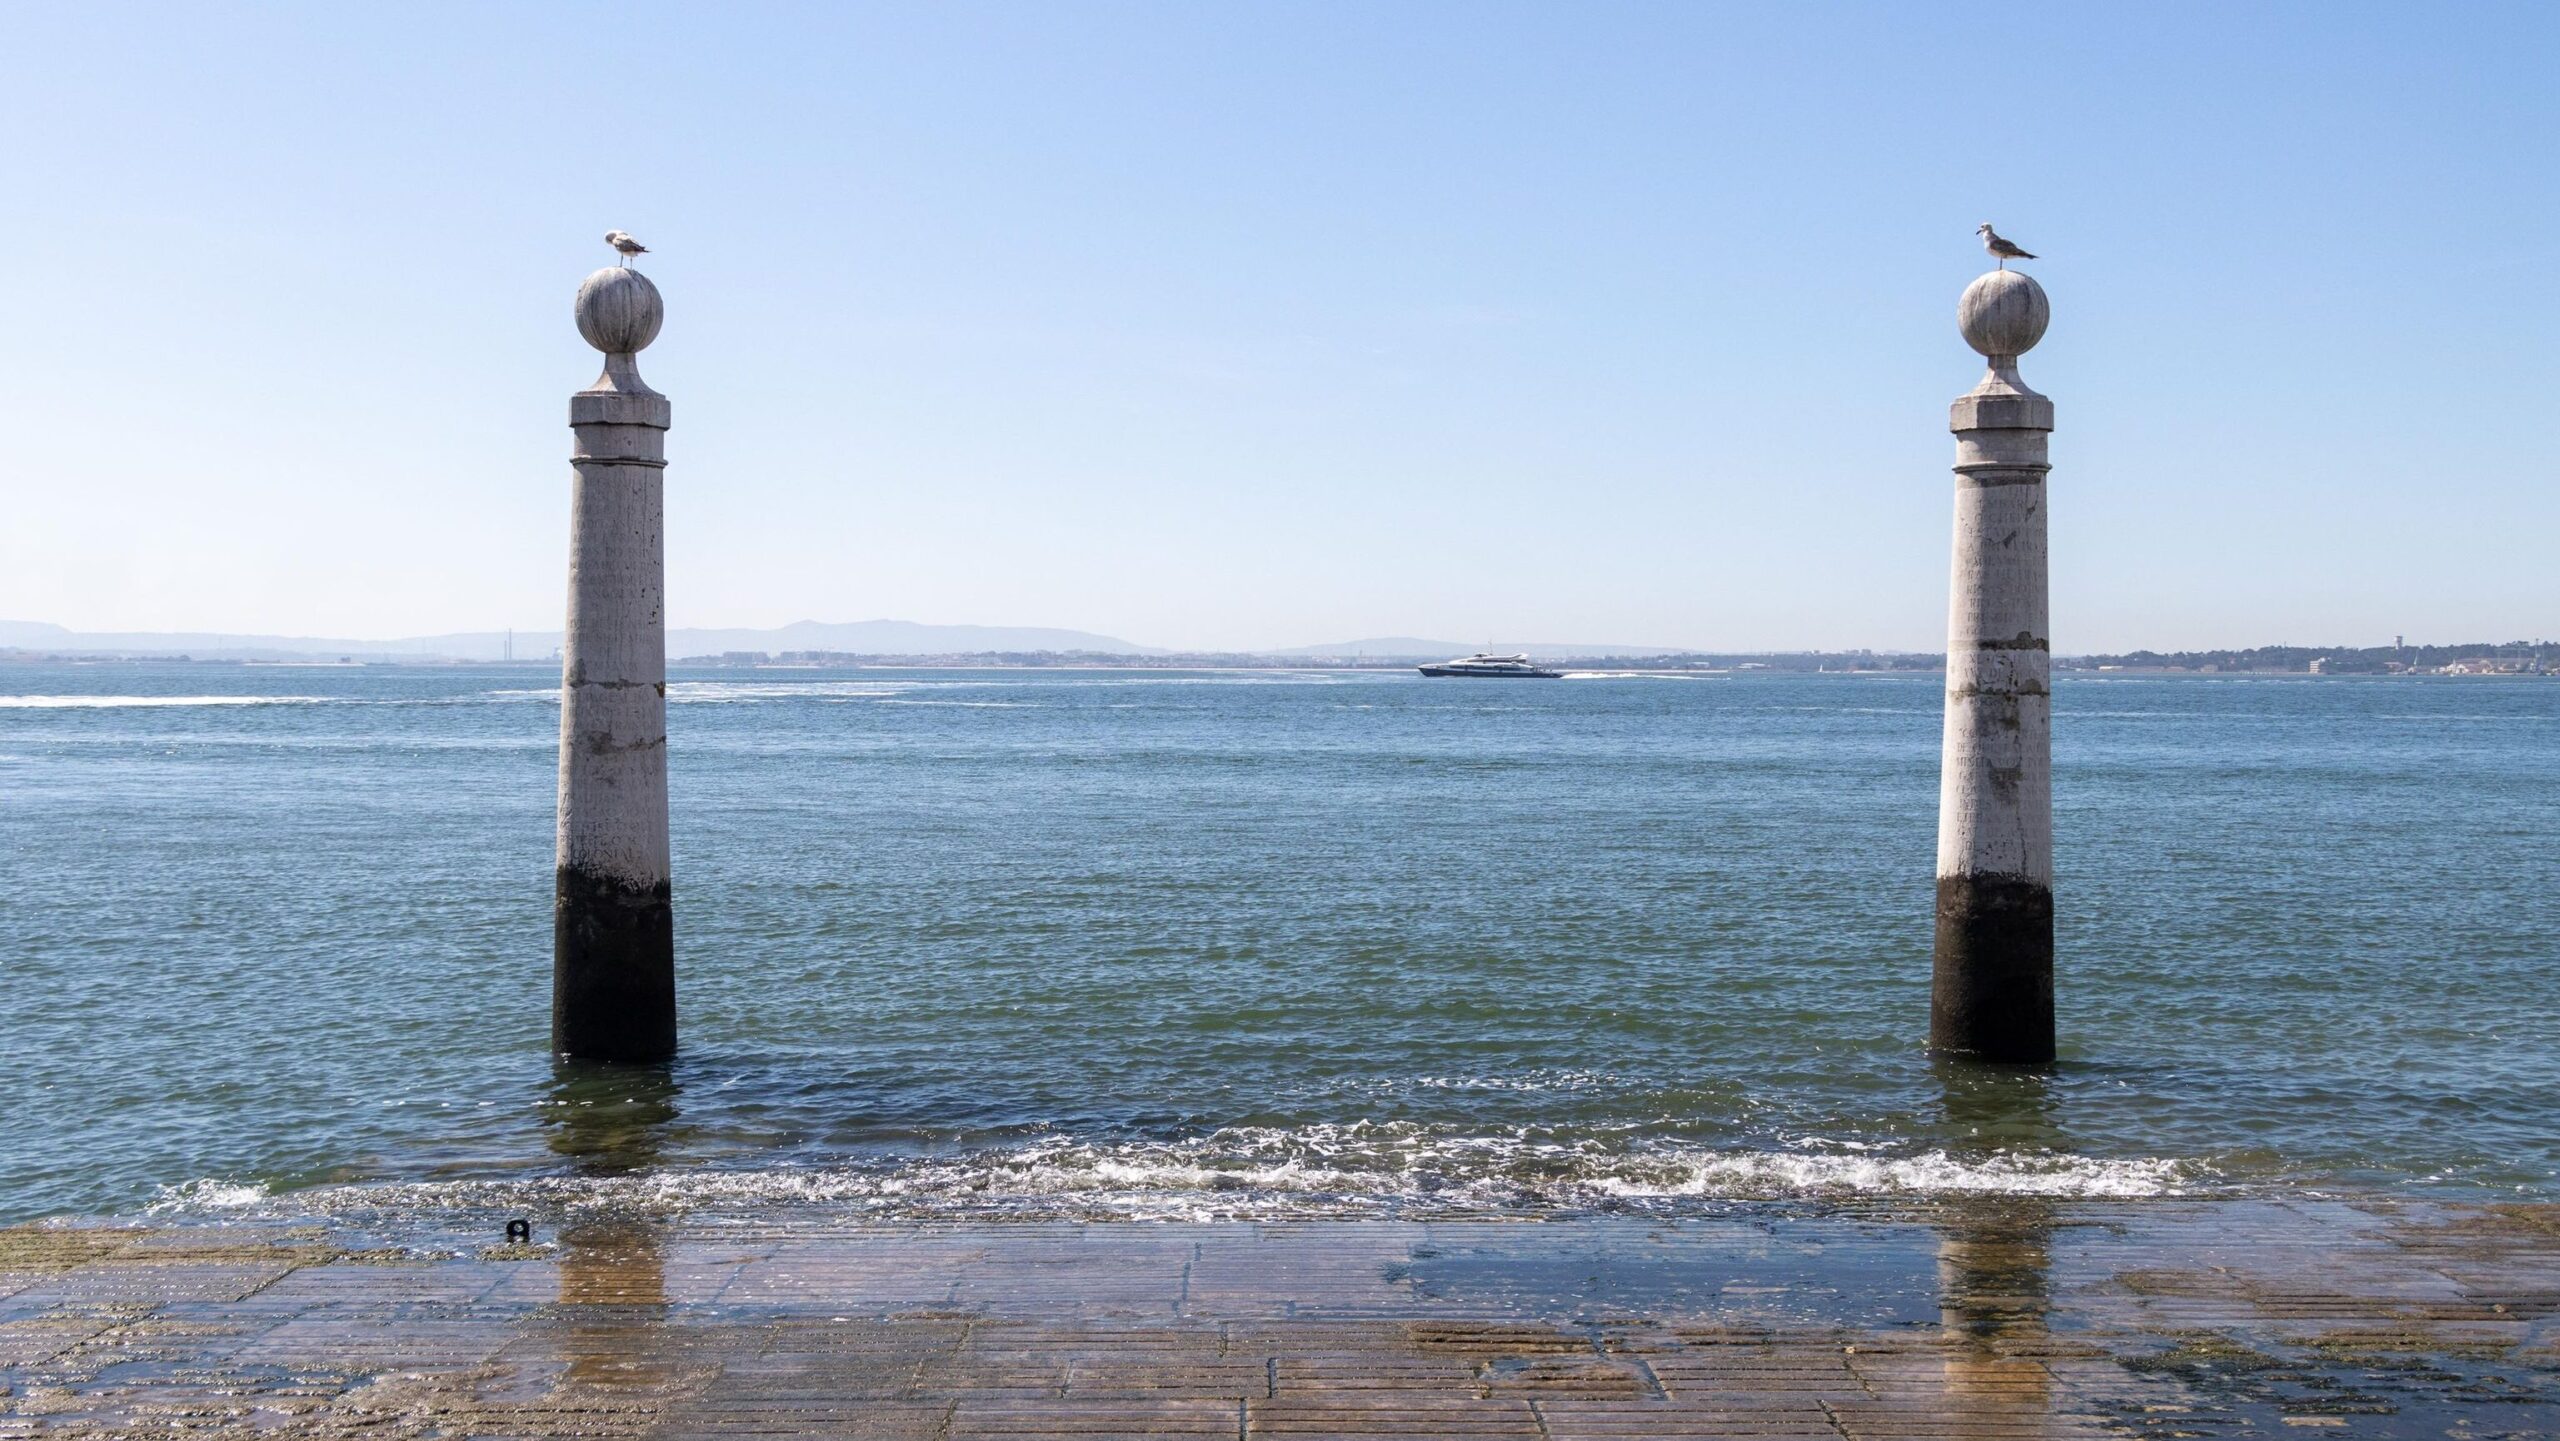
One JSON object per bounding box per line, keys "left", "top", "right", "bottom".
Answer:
{"left": 3, "top": 648, "right": 2552, "bottom": 677}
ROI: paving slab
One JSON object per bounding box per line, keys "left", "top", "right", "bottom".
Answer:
{"left": 0, "top": 1201, "right": 2554, "bottom": 1437}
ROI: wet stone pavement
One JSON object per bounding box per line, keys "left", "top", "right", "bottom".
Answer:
{"left": 1, "top": 1200, "right": 2556, "bottom": 1438}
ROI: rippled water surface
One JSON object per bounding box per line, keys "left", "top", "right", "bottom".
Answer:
{"left": 1, "top": 663, "right": 2553, "bottom": 1223}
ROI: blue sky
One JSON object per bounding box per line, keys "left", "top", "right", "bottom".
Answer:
{"left": 1, "top": 2, "right": 2551, "bottom": 651}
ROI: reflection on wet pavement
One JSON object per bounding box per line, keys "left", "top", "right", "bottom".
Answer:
{"left": 5, "top": 1067, "right": 2553, "bottom": 1436}
{"left": 3, "top": 1199, "right": 2556, "bottom": 1437}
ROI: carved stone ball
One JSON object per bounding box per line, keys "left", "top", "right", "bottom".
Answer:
{"left": 575, "top": 267, "right": 663, "bottom": 355}
{"left": 1958, "top": 269, "right": 2048, "bottom": 358}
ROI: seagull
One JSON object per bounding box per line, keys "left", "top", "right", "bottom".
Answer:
{"left": 604, "top": 230, "right": 649, "bottom": 266}
{"left": 1976, "top": 224, "right": 2035, "bottom": 269}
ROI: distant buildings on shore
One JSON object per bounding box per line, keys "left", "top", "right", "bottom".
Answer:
{"left": 663, "top": 644, "right": 2554, "bottom": 675}
{"left": 670, "top": 648, "right": 1950, "bottom": 672}
{"left": 5, "top": 641, "right": 2549, "bottom": 676}
{"left": 2086, "top": 642, "right": 2551, "bottom": 676}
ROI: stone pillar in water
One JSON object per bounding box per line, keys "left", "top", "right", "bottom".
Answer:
{"left": 553, "top": 265, "right": 676, "bottom": 1062}
{"left": 1931, "top": 268, "right": 2054, "bottom": 1063}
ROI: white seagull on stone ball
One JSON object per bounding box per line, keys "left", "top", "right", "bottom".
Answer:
{"left": 1976, "top": 223, "right": 2035, "bottom": 270}
{"left": 604, "top": 230, "right": 649, "bottom": 266}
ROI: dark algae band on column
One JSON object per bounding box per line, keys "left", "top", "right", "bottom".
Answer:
{"left": 552, "top": 866, "right": 676, "bottom": 1062}
{"left": 1931, "top": 873, "right": 2055, "bottom": 1063}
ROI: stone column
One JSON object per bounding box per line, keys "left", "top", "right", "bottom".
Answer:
{"left": 1931, "top": 269, "right": 2054, "bottom": 1063}
{"left": 554, "top": 266, "right": 675, "bottom": 1062}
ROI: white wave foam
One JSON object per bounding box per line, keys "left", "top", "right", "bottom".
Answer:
{"left": 476, "top": 682, "right": 927, "bottom": 705}
{"left": 0, "top": 694, "right": 334, "bottom": 709}
{"left": 143, "top": 1127, "right": 2194, "bottom": 1225}
{"left": 147, "top": 1177, "right": 274, "bottom": 1212}
{"left": 666, "top": 682, "right": 915, "bottom": 702}
{"left": 474, "top": 675, "right": 1365, "bottom": 706}
{"left": 1400, "top": 1069, "right": 1625, "bottom": 1092}
{"left": 1582, "top": 1149, "right": 2182, "bottom": 1200}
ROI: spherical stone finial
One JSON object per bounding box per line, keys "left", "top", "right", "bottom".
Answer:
{"left": 576, "top": 266, "right": 663, "bottom": 355}
{"left": 1958, "top": 269, "right": 2048, "bottom": 358}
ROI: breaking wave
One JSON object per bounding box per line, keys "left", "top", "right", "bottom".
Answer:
{"left": 664, "top": 681, "right": 913, "bottom": 703}
{"left": 480, "top": 682, "right": 921, "bottom": 704}
{"left": 146, "top": 1126, "right": 2194, "bottom": 1226}
{"left": 0, "top": 694, "right": 334, "bottom": 708}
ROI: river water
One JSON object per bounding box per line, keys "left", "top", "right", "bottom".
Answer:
{"left": 1, "top": 663, "right": 2552, "bottom": 1225}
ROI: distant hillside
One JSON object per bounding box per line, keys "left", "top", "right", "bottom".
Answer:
{"left": 0, "top": 621, "right": 516, "bottom": 661}
{"left": 1262, "top": 637, "right": 1468, "bottom": 658}
{"left": 670, "top": 621, "right": 1161, "bottom": 657}
{"left": 0, "top": 619, "right": 1161, "bottom": 661}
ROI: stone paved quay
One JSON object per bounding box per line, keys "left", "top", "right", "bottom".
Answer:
{"left": 3, "top": 1199, "right": 2556, "bottom": 1438}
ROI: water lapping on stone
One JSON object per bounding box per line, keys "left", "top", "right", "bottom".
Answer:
{"left": 144, "top": 1125, "right": 2195, "bottom": 1227}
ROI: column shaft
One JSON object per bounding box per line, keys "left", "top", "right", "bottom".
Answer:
{"left": 554, "top": 379, "right": 674, "bottom": 1062}
{"left": 1932, "top": 388, "right": 2054, "bottom": 1061}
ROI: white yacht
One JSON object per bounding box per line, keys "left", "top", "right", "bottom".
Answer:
{"left": 1416, "top": 653, "right": 1563, "bottom": 679}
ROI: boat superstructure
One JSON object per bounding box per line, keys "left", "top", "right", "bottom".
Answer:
{"left": 1416, "top": 653, "right": 1563, "bottom": 678}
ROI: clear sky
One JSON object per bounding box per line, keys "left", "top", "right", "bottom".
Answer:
{"left": 2, "top": 2, "right": 2552, "bottom": 652}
